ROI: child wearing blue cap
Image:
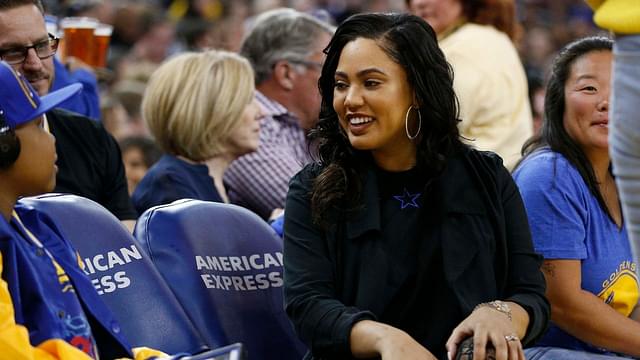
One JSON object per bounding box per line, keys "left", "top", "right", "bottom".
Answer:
{"left": 0, "top": 61, "right": 168, "bottom": 359}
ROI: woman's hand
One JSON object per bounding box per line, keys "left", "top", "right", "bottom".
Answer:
{"left": 445, "top": 305, "right": 525, "bottom": 360}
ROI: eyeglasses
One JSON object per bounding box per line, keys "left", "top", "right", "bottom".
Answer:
{"left": 0, "top": 33, "right": 59, "bottom": 65}
{"left": 289, "top": 59, "right": 323, "bottom": 71}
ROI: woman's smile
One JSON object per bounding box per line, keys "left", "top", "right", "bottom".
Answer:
{"left": 347, "top": 113, "right": 375, "bottom": 135}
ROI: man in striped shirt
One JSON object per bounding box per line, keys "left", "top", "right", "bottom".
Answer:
{"left": 224, "top": 8, "right": 333, "bottom": 220}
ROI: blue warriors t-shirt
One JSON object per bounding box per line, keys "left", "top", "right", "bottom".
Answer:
{"left": 513, "top": 149, "right": 638, "bottom": 354}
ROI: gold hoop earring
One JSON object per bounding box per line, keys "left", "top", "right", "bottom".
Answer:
{"left": 405, "top": 105, "right": 422, "bottom": 140}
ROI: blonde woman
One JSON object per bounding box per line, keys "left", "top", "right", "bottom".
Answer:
{"left": 132, "top": 50, "right": 262, "bottom": 215}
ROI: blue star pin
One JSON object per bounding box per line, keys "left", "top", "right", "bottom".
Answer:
{"left": 393, "top": 188, "right": 421, "bottom": 209}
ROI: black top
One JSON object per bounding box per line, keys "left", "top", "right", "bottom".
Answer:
{"left": 283, "top": 148, "right": 550, "bottom": 360}
{"left": 374, "top": 165, "right": 462, "bottom": 359}
{"left": 48, "top": 109, "right": 136, "bottom": 220}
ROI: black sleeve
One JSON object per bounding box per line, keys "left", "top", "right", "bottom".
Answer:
{"left": 283, "top": 165, "right": 376, "bottom": 358}
{"left": 98, "top": 129, "right": 137, "bottom": 221}
{"left": 496, "top": 161, "right": 550, "bottom": 345}
{"left": 48, "top": 110, "right": 136, "bottom": 221}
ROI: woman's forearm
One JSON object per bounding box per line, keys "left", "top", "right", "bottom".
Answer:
{"left": 552, "top": 289, "right": 640, "bottom": 356}
{"left": 349, "top": 320, "right": 436, "bottom": 359}
{"left": 350, "top": 320, "right": 394, "bottom": 357}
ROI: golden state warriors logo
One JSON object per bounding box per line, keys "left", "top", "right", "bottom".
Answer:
{"left": 598, "top": 261, "right": 638, "bottom": 317}
{"left": 52, "top": 258, "right": 74, "bottom": 293}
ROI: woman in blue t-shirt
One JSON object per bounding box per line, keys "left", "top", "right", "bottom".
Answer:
{"left": 514, "top": 36, "right": 640, "bottom": 359}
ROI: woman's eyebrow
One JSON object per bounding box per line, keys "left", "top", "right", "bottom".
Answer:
{"left": 335, "top": 68, "right": 387, "bottom": 78}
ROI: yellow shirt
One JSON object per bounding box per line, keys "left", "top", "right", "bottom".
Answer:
{"left": 439, "top": 23, "right": 533, "bottom": 169}
{"left": 586, "top": 0, "right": 640, "bottom": 34}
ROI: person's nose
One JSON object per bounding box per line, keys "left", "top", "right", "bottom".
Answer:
{"left": 597, "top": 96, "right": 609, "bottom": 113}
{"left": 344, "top": 86, "right": 364, "bottom": 109}
{"left": 254, "top": 101, "right": 264, "bottom": 121}
{"left": 22, "top": 48, "right": 44, "bottom": 71}
{"left": 597, "top": 83, "right": 611, "bottom": 112}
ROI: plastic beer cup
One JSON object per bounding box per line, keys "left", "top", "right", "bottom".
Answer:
{"left": 92, "top": 24, "right": 113, "bottom": 68}
{"left": 60, "top": 17, "right": 98, "bottom": 64}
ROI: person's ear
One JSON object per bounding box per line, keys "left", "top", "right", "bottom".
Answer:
{"left": 273, "top": 60, "right": 296, "bottom": 91}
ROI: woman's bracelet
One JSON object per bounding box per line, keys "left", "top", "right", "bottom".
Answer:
{"left": 474, "top": 300, "right": 512, "bottom": 321}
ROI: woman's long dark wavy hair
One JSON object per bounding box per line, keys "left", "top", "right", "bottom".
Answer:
{"left": 310, "top": 13, "right": 463, "bottom": 226}
{"left": 517, "top": 36, "right": 613, "bottom": 218}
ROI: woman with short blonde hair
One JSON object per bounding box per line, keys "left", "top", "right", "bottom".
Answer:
{"left": 132, "top": 50, "right": 262, "bottom": 214}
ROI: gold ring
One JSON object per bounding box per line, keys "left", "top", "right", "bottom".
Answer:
{"left": 505, "top": 334, "right": 519, "bottom": 342}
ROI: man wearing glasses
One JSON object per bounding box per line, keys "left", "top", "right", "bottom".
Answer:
{"left": 0, "top": 0, "right": 137, "bottom": 231}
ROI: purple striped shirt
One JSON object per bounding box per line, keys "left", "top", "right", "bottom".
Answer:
{"left": 224, "top": 91, "right": 313, "bottom": 219}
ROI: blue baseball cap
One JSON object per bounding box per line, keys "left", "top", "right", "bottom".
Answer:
{"left": 0, "top": 61, "right": 82, "bottom": 128}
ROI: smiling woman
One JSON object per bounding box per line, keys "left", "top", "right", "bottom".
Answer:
{"left": 562, "top": 51, "right": 612, "bottom": 158}
{"left": 332, "top": 37, "right": 416, "bottom": 170}
{"left": 512, "top": 37, "right": 640, "bottom": 359}
{"left": 283, "top": 12, "right": 549, "bottom": 360}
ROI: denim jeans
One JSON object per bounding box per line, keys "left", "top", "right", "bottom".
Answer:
{"left": 525, "top": 347, "right": 631, "bottom": 359}
{"left": 610, "top": 34, "right": 640, "bottom": 263}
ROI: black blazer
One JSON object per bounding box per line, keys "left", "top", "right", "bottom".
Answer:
{"left": 283, "top": 147, "right": 549, "bottom": 359}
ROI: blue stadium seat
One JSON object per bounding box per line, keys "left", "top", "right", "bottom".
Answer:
{"left": 134, "top": 199, "right": 307, "bottom": 360}
{"left": 19, "top": 194, "right": 208, "bottom": 354}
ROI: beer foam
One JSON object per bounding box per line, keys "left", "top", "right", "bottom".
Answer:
{"left": 94, "top": 26, "right": 113, "bottom": 37}
{"left": 60, "top": 17, "right": 98, "bottom": 29}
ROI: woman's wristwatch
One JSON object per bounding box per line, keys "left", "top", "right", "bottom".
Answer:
{"left": 474, "top": 300, "right": 512, "bottom": 321}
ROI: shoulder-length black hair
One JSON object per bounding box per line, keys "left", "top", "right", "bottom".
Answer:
{"left": 310, "top": 12, "right": 462, "bottom": 226}
{"left": 518, "top": 36, "right": 613, "bottom": 218}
